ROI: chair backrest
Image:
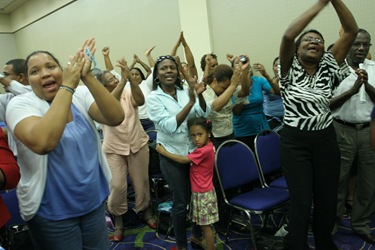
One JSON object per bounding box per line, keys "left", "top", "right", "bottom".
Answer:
{"left": 1, "top": 189, "right": 25, "bottom": 227}
{"left": 146, "top": 129, "right": 157, "bottom": 142}
{"left": 215, "top": 140, "right": 261, "bottom": 191}
{"left": 254, "top": 130, "right": 281, "bottom": 176}
{"left": 146, "top": 130, "right": 161, "bottom": 175}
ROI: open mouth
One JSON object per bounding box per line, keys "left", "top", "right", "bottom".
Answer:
{"left": 165, "top": 75, "right": 175, "bottom": 82}
{"left": 307, "top": 46, "right": 318, "bottom": 53}
{"left": 42, "top": 80, "right": 57, "bottom": 91}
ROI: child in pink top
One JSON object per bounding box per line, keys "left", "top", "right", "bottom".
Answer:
{"left": 156, "top": 117, "right": 218, "bottom": 250}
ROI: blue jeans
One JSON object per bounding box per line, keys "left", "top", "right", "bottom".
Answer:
{"left": 27, "top": 202, "right": 109, "bottom": 250}
{"left": 159, "top": 154, "right": 201, "bottom": 248}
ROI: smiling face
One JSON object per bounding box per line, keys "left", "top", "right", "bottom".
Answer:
{"left": 103, "top": 72, "right": 119, "bottom": 92}
{"left": 347, "top": 31, "right": 372, "bottom": 68}
{"left": 27, "top": 52, "right": 62, "bottom": 101}
{"left": 297, "top": 32, "right": 325, "bottom": 63}
{"left": 156, "top": 59, "right": 178, "bottom": 88}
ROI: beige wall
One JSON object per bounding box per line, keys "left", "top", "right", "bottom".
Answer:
{"left": 0, "top": 0, "right": 374, "bottom": 83}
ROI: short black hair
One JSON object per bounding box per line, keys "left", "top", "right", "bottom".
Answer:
{"left": 295, "top": 29, "right": 325, "bottom": 54}
{"left": 152, "top": 55, "right": 183, "bottom": 90}
{"left": 187, "top": 116, "right": 212, "bottom": 134}
{"left": 25, "top": 51, "right": 62, "bottom": 76}
{"left": 6, "top": 58, "right": 27, "bottom": 75}
{"left": 200, "top": 53, "right": 218, "bottom": 72}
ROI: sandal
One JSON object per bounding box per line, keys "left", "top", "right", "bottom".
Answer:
{"left": 113, "top": 215, "right": 124, "bottom": 242}
{"left": 145, "top": 218, "right": 157, "bottom": 229}
{"left": 142, "top": 207, "right": 157, "bottom": 229}
{"left": 113, "top": 227, "right": 124, "bottom": 242}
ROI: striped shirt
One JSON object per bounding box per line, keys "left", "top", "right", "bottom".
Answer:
{"left": 279, "top": 52, "right": 350, "bottom": 130}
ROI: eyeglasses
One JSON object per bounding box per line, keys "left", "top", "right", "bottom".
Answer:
{"left": 353, "top": 42, "right": 372, "bottom": 49}
{"left": 156, "top": 55, "right": 175, "bottom": 63}
{"left": 302, "top": 36, "right": 324, "bottom": 44}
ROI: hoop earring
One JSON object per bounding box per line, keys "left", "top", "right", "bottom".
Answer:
{"left": 155, "top": 77, "right": 160, "bottom": 84}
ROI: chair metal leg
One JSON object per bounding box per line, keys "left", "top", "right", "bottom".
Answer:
{"left": 243, "top": 210, "right": 258, "bottom": 250}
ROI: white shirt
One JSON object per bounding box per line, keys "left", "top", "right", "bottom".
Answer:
{"left": 332, "top": 59, "right": 375, "bottom": 123}
{"left": 7, "top": 80, "right": 31, "bottom": 95}
{"left": 6, "top": 86, "right": 111, "bottom": 221}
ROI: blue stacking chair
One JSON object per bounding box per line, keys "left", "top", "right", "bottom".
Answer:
{"left": 215, "top": 140, "right": 290, "bottom": 250}
{"left": 145, "top": 130, "right": 169, "bottom": 209}
{"left": 254, "top": 130, "right": 288, "bottom": 189}
{"left": 1, "top": 189, "right": 25, "bottom": 228}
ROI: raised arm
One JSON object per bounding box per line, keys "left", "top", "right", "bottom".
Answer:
{"left": 179, "top": 58, "right": 207, "bottom": 112}
{"left": 254, "top": 63, "right": 280, "bottom": 95}
{"left": 144, "top": 46, "right": 156, "bottom": 68}
{"left": 102, "top": 47, "right": 115, "bottom": 71}
{"left": 170, "top": 33, "right": 182, "bottom": 56}
{"left": 180, "top": 32, "right": 198, "bottom": 79}
{"left": 134, "top": 54, "right": 152, "bottom": 78}
{"left": 82, "top": 39, "right": 124, "bottom": 126}
{"left": 117, "top": 58, "right": 145, "bottom": 107}
{"left": 329, "top": 0, "right": 359, "bottom": 65}
{"left": 175, "top": 57, "right": 196, "bottom": 128}
{"left": 212, "top": 64, "right": 242, "bottom": 112}
{"left": 279, "top": 0, "right": 330, "bottom": 77}
{"left": 237, "top": 55, "right": 251, "bottom": 97}
{"left": 12, "top": 50, "right": 85, "bottom": 154}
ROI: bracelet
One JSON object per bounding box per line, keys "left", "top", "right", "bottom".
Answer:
{"left": 59, "top": 85, "right": 75, "bottom": 95}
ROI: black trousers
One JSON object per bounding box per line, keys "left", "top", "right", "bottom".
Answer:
{"left": 280, "top": 124, "right": 340, "bottom": 250}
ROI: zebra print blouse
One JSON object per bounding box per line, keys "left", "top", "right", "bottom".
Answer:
{"left": 279, "top": 52, "right": 350, "bottom": 131}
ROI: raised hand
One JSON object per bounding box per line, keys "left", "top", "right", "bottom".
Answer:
{"left": 134, "top": 54, "right": 141, "bottom": 63}
{"left": 253, "top": 63, "right": 266, "bottom": 76}
{"left": 63, "top": 49, "right": 85, "bottom": 89}
{"left": 144, "top": 46, "right": 156, "bottom": 56}
{"left": 102, "top": 47, "right": 110, "bottom": 56}
{"left": 239, "top": 54, "right": 250, "bottom": 71}
{"left": 116, "top": 58, "right": 130, "bottom": 84}
{"left": 231, "top": 63, "right": 243, "bottom": 88}
{"left": 180, "top": 31, "right": 187, "bottom": 47}
{"left": 226, "top": 53, "right": 234, "bottom": 63}
{"left": 319, "top": 0, "right": 331, "bottom": 5}
{"left": 81, "top": 38, "right": 96, "bottom": 78}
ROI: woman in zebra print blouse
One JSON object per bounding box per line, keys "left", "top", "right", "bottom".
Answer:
{"left": 278, "top": 0, "right": 358, "bottom": 249}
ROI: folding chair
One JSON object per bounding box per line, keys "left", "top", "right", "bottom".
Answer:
{"left": 145, "top": 130, "right": 169, "bottom": 209}
{"left": 1, "top": 189, "right": 24, "bottom": 227}
{"left": 254, "top": 130, "right": 288, "bottom": 189}
{"left": 215, "top": 140, "right": 290, "bottom": 250}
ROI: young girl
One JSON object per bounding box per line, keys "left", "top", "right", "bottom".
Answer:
{"left": 156, "top": 116, "right": 218, "bottom": 250}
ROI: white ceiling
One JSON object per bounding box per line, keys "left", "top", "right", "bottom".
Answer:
{"left": 0, "top": 0, "right": 29, "bottom": 14}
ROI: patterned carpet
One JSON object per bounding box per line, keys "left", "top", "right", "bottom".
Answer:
{"left": 107, "top": 209, "right": 375, "bottom": 250}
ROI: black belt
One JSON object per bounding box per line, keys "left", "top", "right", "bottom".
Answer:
{"left": 334, "top": 118, "right": 370, "bottom": 129}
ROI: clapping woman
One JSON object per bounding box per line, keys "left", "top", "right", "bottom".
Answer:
{"left": 6, "top": 38, "right": 124, "bottom": 249}
{"left": 97, "top": 58, "right": 156, "bottom": 242}
{"left": 278, "top": 0, "right": 358, "bottom": 248}
{"left": 147, "top": 55, "right": 210, "bottom": 250}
